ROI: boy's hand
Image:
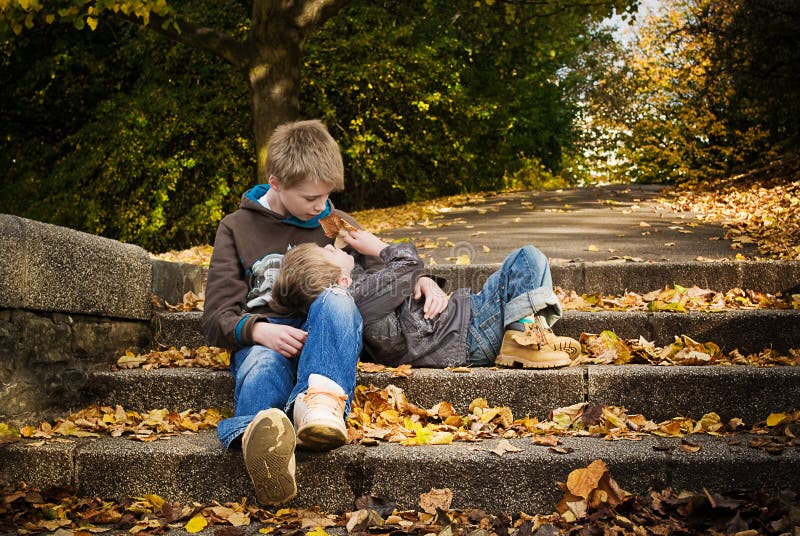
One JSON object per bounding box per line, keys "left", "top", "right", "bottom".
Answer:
{"left": 252, "top": 322, "right": 308, "bottom": 358}
{"left": 415, "top": 276, "right": 448, "bottom": 319}
{"left": 341, "top": 229, "right": 389, "bottom": 257}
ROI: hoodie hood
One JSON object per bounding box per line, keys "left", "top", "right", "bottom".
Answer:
{"left": 243, "top": 183, "right": 332, "bottom": 229}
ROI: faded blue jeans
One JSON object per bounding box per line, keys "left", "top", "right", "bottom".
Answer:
{"left": 466, "top": 246, "right": 562, "bottom": 365}
{"left": 217, "top": 288, "right": 363, "bottom": 448}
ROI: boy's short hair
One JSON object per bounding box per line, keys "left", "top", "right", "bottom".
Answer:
{"left": 272, "top": 243, "right": 341, "bottom": 315}
{"left": 266, "top": 120, "right": 345, "bottom": 190}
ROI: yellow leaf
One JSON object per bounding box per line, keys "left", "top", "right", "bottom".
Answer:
{"left": 144, "top": 493, "right": 165, "bottom": 510}
{"left": 259, "top": 528, "right": 275, "bottom": 535}
{"left": 455, "top": 254, "right": 470, "bottom": 265}
{"left": 766, "top": 413, "right": 789, "bottom": 427}
{"left": 185, "top": 514, "right": 207, "bottom": 533}
{"left": 87, "top": 16, "right": 98, "bottom": 30}
{"left": 0, "top": 422, "right": 20, "bottom": 443}
{"left": 305, "top": 527, "right": 329, "bottom": 536}
{"left": 587, "top": 244, "right": 599, "bottom": 252}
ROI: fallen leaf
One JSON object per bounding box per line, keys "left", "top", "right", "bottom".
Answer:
{"left": 419, "top": 488, "right": 453, "bottom": 514}
{"left": 490, "top": 439, "right": 522, "bottom": 456}
{"left": 766, "top": 413, "right": 789, "bottom": 427}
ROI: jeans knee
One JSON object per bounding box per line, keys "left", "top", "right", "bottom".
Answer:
{"left": 520, "top": 245, "right": 546, "bottom": 265}
{"left": 309, "top": 288, "right": 362, "bottom": 328}
{"left": 240, "top": 346, "right": 292, "bottom": 380}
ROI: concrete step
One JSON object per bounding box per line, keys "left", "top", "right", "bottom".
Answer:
{"left": 154, "top": 309, "right": 800, "bottom": 354}
{"left": 2, "top": 430, "right": 798, "bottom": 514}
{"left": 90, "top": 365, "right": 800, "bottom": 424}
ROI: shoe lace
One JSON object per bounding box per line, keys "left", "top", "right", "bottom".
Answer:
{"left": 528, "top": 323, "right": 553, "bottom": 347}
{"left": 302, "top": 387, "right": 347, "bottom": 414}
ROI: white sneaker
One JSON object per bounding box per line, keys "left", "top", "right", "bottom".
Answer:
{"left": 293, "top": 387, "right": 348, "bottom": 451}
{"left": 241, "top": 408, "right": 297, "bottom": 505}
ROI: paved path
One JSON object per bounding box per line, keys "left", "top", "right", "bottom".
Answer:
{"left": 376, "top": 184, "right": 759, "bottom": 264}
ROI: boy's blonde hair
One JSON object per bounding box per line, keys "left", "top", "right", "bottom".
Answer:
{"left": 272, "top": 243, "right": 342, "bottom": 315}
{"left": 266, "top": 120, "right": 345, "bottom": 190}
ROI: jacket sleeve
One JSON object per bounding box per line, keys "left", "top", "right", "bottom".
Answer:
{"left": 200, "top": 221, "right": 266, "bottom": 350}
{"left": 349, "top": 243, "right": 424, "bottom": 323}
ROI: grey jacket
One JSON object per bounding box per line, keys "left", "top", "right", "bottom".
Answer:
{"left": 350, "top": 243, "right": 471, "bottom": 368}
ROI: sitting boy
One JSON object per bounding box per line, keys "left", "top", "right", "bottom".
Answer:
{"left": 202, "top": 120, "right": 427, "bottom": 506}
{"left": 271, "top": 228, "right": 581, "bottom": 370}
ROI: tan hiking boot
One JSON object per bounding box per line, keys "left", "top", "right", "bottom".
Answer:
{"left": 242, "top": 408, "right": 297, "bottom": 506}
{"left": 293, "top": 387, "right": 348, "bottom": 451}
{"left": 495, "top": 316, "right": 581, "bottom": 369}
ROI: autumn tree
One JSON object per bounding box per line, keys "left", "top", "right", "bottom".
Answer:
{"left": 576, "top": 0, "right": 800, "bottom": 184}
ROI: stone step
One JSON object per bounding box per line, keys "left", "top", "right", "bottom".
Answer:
{"left": 2, "top": 431, "right": 798, "bottom": 514}
{"left": 154, "top": 309, "right": 800, "bottom": 354}
{"left": 154, "top": 259, "right": 800, "bottom": 305}
{"left": 90, "top": 365, "right": 800, "bottom": 424}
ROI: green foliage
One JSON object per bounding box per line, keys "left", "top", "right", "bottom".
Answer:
{"left": 2, "top": 0, "right": 637, "bottom": 250}
{"left": 305, "top": 0, "right": 632, "bottom": 209}
{"left": 0, "top": 3, "right": 253, "bottom": 252}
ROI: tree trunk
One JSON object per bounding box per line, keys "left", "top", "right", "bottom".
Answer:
{"left": 248, "top": 31, "right": 304, "bottom": 183}
{"left": 247, "top": 0, "right": 350, "bottom": 183}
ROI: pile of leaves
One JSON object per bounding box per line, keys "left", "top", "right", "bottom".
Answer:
{"left": 357, "top": 362, "right": 413, "bottom": 377}
{"left": 576, "top": 331, "right": 800, "bottom": 366}
{"left": 2, "top": 463, "right": 798, "bottom": 535}
{"left": 116, "top": 346, "right": 230, "bottom": 371}
{"left": 151, "top": 290, "right": 205, "bottom": 312}
{"left": 150, "top": 245, "right": 214, "bottom": 266}
{"left": 348, "top": 384, "right": 800, "bottom": 452}
{"left": 3, "top": 387, "right": 798, "bottom": 453}
{"left": 349, "top": 193, "right": 493, "bottom": 235}
{"left": 661, "top": 156, "right": 800, "bottom": 260}
{"left": 1, "top": 405, "right": 223, "bottom": 444}
{"left": 557, "top": 284, "right": 800, "bottom": 312}
{"left": 114, "top": 332, "right": 799, "bottom": 372}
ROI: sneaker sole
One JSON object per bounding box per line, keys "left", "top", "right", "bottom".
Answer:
{"left": 242, "top": 409, "right": 297, "bottom": 505}
{"left": 296, "top": 422, "right": 347, "bottom": 451}
{"left": 495, "top": 353, "right": 571, "bottom": 369}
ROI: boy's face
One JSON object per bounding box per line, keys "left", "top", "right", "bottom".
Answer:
{"left": 269, "top": 176, "right": 333, "bottom": 221}
{"left": 320, "top": 244, "right": 355, "bottom": 276}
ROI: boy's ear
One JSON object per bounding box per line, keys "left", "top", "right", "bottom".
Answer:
{"left": 268, "top": 175, "right": 281, "bottom": 191}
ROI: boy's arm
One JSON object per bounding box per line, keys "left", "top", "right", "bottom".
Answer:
{"left": 338, "top": 211, "right": 385, "bottom": 272}
{"left": 346, "top": 239, "right": 425, "bottom": 323}
{"left": 201, "top": 221, "right": 257, "bottom": 350}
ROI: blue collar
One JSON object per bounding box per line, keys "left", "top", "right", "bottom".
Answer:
{"left": 245, "top": 183, "right": 332, "bottom": 228}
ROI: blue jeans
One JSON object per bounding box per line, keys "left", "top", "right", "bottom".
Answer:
{"left": 466, "top": 246, "right": 562, "bottom": 365}
{"left": 217, "top": 288, "right": 363, "bottom": 448}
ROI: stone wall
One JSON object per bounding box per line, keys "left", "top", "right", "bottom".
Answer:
{"left": 0, "top": 215, "right": 155, "bottom": 425}
{"left": 0, "top": 310, "right": 151, "bottom": 424}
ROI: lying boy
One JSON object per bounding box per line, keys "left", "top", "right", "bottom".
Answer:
{"left": 271, "top": 228, "right": 581, "bottom": 370}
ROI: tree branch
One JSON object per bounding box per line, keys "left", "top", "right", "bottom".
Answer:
{"left": 296, "top": 0, "right": 351, "bottom": 32}
{"left": 112, "top": 11, "right": 250, "bottom": 71}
